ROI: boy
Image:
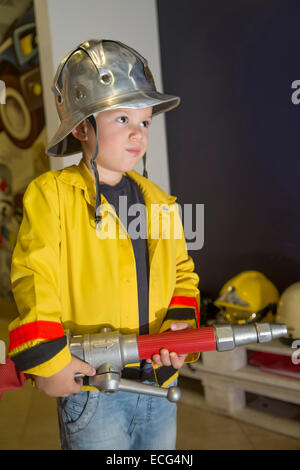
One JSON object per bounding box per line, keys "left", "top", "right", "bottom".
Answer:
{"left": 8, "top": 40, "right": 200, "bottom": 450}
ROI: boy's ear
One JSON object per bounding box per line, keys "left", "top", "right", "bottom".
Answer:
{"left": 72, "top": 120, "right": 88, "bottom": 141}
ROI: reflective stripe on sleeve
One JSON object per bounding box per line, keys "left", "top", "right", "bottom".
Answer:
{"left": 8, "top": 320, "right": 65, "bottom": 353}
{"left": 169, "top": 296, "right": 199, "bottom": 326}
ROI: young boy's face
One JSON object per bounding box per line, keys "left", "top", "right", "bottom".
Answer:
{"left": 76, "top": 107, "right": 152, "bottom": 182}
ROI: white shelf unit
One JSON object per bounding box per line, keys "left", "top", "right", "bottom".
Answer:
{"left": 179, "top": 339, "right": 300, "bottom": 439}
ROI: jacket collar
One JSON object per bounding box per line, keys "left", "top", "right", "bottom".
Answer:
{"left": 58, "top": 158, "right": 177, "bottom": 207}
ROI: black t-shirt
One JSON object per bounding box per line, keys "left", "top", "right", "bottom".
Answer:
{"left": 100, "top": 176, "right": 149, "bottom": 335}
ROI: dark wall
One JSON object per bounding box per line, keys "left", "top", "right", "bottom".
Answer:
{"left": 157, "top": 0, "right": 300, "bottom": 298}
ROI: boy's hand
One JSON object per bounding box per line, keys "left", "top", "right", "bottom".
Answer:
{"left": 146, "top": 322, "right": 192, "bottom": 370}
{"left": 32, "top": 356, "right": 96, "bottom": 398}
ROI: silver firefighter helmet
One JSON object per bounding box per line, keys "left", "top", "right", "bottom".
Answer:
{"left": 46, "top": 39, "right": 180, "bottom": 157}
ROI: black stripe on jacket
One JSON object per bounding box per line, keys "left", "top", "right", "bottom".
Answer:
{"left": 10, "top": 336, "right": 67, "bottom": 372}
{"left": 154, "top": 365, "right": 178, "bottom": 387}
{"left": 164, "top": 307, "right": 197, "bottom": 322}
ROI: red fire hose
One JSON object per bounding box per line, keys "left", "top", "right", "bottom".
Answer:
{"left": 137, "top": 327, "right": 216, "bottom": 359}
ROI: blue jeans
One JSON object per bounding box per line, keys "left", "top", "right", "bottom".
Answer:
{"left": 57, "top": 380, "right": 177, "bottom": 450}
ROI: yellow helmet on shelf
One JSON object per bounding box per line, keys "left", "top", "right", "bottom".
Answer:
{"left": 214, "top": 271, "right": 279, "bottom": 324}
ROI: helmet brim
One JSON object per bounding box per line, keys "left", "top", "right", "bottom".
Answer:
{"left": 214, "top": 300, "right": 253, "bottom": 312}
{"left": 46, "top": 91, "right": 180, "bottom": 157}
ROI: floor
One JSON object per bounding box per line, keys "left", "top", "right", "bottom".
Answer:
{"left": 1, "top": 300, "right": 300, "bottom": 450}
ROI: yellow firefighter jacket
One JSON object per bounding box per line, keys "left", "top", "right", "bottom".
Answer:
{"left": 8, "top": 159, "right": 200, "bottom": 388}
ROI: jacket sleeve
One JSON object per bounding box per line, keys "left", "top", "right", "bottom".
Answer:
{"left": 160, "top": 253, "right": 200, "bottom": 336}
{"left": 8, "top": 173, "right": 71, "bottom": 377}
{"left": 152, "top": 203, "right": 200, "bottom": 387}
{"left": 160, "top": 202, "right": 200, "bottom": 336}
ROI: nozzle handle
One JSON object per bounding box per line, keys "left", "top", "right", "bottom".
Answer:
{"left": 118, "top": 379, "right": 181, "bottom": 402}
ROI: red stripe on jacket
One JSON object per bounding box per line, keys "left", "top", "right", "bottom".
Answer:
{"left": 8, "top": 321, "right": 65, "bottom": 353}
{"left": 169, "top": 296, "right": 200, "bottom": 327}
